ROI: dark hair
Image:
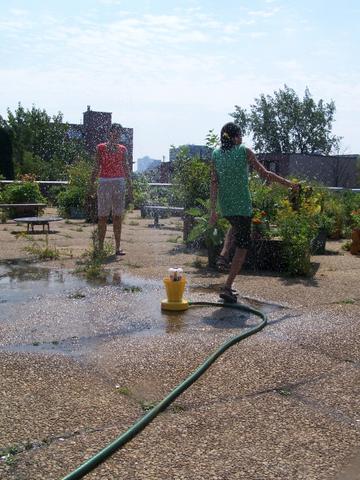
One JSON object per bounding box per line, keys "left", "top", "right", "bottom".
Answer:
{"left": 220, "top": 122, "right": 241, "bottom": 151}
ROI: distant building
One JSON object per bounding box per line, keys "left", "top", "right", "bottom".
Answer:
{"left": 68, "top": 106, "right": 134, "bottom": 170}
{"left": 258, "top": 153, "right": 360, "bottom": 188}
{"left": 137, "top": 156, "right": 162, "bottom": 173}
{"left": 169, "top": 144, "right": 212, "bottom": 162}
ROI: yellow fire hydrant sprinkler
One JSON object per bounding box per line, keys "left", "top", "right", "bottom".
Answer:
{"left": 161, "top": 268, "right": 189, "bottom": 311}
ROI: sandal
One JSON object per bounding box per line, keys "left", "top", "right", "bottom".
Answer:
{"left": 219, "top": 286, "right": 238, "bottom": 304}
{"left": 216, "top": 255, "right": 230, "bottom": 272}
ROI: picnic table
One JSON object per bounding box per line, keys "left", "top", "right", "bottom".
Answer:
{"left": 14, "top": 216, "right": 63, "bottom": 233}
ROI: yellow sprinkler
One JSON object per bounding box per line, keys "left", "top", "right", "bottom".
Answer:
{"left": 161, "top": 268, "right": 189, "bottom": 311}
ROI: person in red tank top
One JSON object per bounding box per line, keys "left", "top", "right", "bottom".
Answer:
{"left": 92, "top": 125, "right": 133, "bottom": 255}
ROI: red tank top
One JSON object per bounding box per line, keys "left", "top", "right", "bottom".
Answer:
{"left": 97, "top": 143, "right": 127, "bottom": 178}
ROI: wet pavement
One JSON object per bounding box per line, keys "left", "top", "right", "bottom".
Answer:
{"left": 0, "top": 265, "right": 278, "bottom": 356}
{"left": 0, "top": 263, "right": 359, "bottom": 480}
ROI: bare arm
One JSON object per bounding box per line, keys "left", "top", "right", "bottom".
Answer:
{"left": 247, "top": 148, "right": 295, "bottom": 188}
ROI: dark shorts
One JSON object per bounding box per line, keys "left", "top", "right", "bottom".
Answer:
{"left": 225, "top": 215, "right": 252, "bottom": 249}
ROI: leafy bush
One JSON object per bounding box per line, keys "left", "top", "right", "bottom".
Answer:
{"left": 187, "top": 199, "right": 229, "bottom": 248}
{"left": 277, "top": 206, "right": 317, "bottom": 276}
{"left": 57, "top": 187, "right": 84, "bottom": 217}
{"left": 322, "top": 196, "right": 345, "bottom": 238}
{"left": 350, "top": 209, "right": 360, "bottom": 229}
{"left": 172, "top": 147, "right": 210, "bottom": 209}
{"left": 132, "top": 174, "right": 150, "bottom": 208}
{"left": 56, "top": 159, "right": 93, "bottom": 218}
{"left": 1, "top": 177, "right": 45, "bottom": 218}
{"left": 2, "top": 179, "right": 45, "bottom": 204}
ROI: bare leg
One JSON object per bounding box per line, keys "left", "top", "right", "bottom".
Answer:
{"left": 225, "top": 247, "right": 247, "bottom": 289}
{"left": 98, "top": 216, "right": 108, "bottom": 250}
{"left": 220, "top": 226, "right": 235, "bottom": 260}
{"left": 113, "top": 215, "right": 123, "bottom": 252}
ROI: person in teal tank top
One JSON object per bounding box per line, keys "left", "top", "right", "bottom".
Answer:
{"left": 210, "top": 122, "right": 299, "bottom": 303}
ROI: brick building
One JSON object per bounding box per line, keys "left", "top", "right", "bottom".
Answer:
{"left": 68, "top": 106, "right": 134, "bottom": 170}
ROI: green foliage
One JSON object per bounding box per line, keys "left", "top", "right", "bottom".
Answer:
{"left": 76, "top": 230, "right": 112, "bottom": 280}
{"left": 249, "top": 173, "right": 285, "bottom": 222}
{"left": 132, "top": 173, "right": 150, "bottom": 208}
{"left": 205, "top": 129, "right": 220, "bottom": 149}
{"left": 231, "top": 85, "right": 341, "bottom": 154}
{"left": 322, "top": 196, "right": 346, "bottom": 238}
{"left": 276, "top": 186, "right": 325, "bottom": 275}
{"left": 56, "top": 159, "right": 94, "bottom": 217}
{"left": 187, "top": 199, "right": 229, "bottom": 248}
{"left": 3, "top": 103, "right": 87, "bottom": 179}
{"left": 1, "top": 178, "right": 46, "bottom": 217}
{"left": 350, "top": 209, "right": 360, "bottom": 228}
{"left": 340, "top": 191, "right": 360, "bottom": 226}
{"left": 24, "top": 233, "right": 60, "bottom": 261}
{"left": 172, "top": 147, "right": 210, "bottom": 209}
{"left": 25, "top": 240, "right": 60, "bottom": 260}
{"left": 2, "top": 179, "right": 44, "bottom": 204}
{"left": 57, "top": 187, "right": 84, "bottom": 218}
{"left": 277, "top": 211, "right": 317, "bottom": 276}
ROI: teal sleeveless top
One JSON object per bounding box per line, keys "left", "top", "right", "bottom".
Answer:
{"left": 212, "top": 144, "right": 252, "bottom": 217}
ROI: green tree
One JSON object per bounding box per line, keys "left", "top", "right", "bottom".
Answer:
{"left": 3, "top": 103, "right": 87, "bottom": 179}
{"left": 0, "top": 126, "right": 14, "bottom": 179}
{"left": 231, "top": 85, "right": 341, "bottom": 154}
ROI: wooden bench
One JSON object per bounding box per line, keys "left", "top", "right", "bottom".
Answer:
{"left": 141, "top": 205, "right": 184, "bottom": 228}
{"left": 0, "top": 203, "right": 47, "bottom": 217}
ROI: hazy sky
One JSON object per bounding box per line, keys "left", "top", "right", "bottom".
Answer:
{"left": 1, "top": 0, "right": 359, "bottom": 167}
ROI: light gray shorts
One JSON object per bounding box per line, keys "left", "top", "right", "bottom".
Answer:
{"left": 97, "top": 177, "right": 126, "bottom": 217}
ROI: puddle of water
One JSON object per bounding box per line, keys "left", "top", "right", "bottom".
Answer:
{"left": 0, "top": 265, "right": 273, "bottom": 356}
{"left": 0, "top": 264, "right": 160, "bottom": 305}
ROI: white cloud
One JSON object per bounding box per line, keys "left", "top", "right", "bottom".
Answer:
{"left": 248, "top": 8, "right": 279, "bottom": 17}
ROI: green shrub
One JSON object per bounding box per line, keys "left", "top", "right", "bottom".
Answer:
{"left": 56, "top": 159, "right": 93, "bottom": 218}
{"left": 57, "top": 187, "right": 85, "bottom": 218}
{"left": 278, "top": 211, "right": 317, "bottom": 276}
{"left": 132, "top": 174, "right": 150, "bottom": 208}
{"left": 276, "top": 193, "right": 318, "bottom": 276}
{"left": 187, "top": 199, "right": 229, "bottom": 248}
{"left": 2, "top": 180, "right": 45, "bottom": 204}
{"left": 172, "top": 147, "right": 210, "bottom": 209}
{"left": 1, "top": 178, "right": 46, "bottom": 218}
{"left": 323, "top": 196, "right": 345, "bottom": 238}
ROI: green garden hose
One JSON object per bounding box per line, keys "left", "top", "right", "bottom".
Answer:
{"left": 62, "top": 301, "right": 267, "bottom": 480}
